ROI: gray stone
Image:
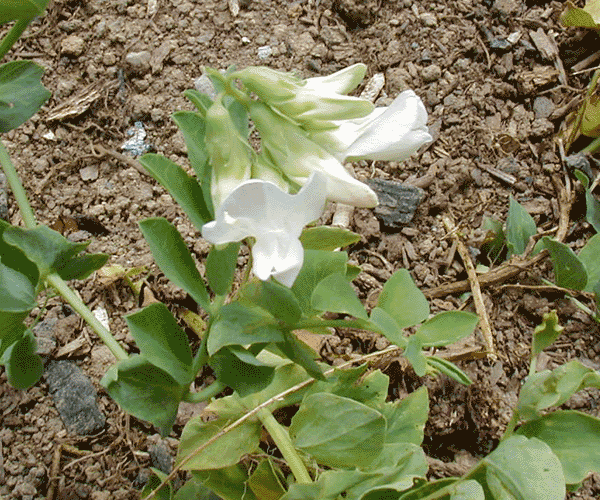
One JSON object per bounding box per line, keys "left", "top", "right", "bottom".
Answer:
{"left": 533, "top": 96, "right": 555, "bottom": 119}
{"left": 60, "top": 35, "right": 85, "bottom": 57}
{"left": 125, "top": 50, "right": 151, "bottom": 74}
{"left": 366, "top": 179, "right": 425, "bottom": 228}
{"left": 45, "top": 360, "right": 106, "bottom": 435}
{"left": 194, "top": 73, "right": 217, "bottom": 100}
{"left": 421, "top": 64, "right": 442, "bottom": 83}
{"left": 149, "top": 440, "right": 173, "bottom": 474}
{"left": 529, "top": 118, "right": 554, "bottom": 139}
{"left": 565, "top": 153, "right": 594, "bottom": 180}
{"left": 33, "top": 317, "right": 58, "bottom": 356}
{"left": 80, "top": 165, "right": 99, "bottom": 181}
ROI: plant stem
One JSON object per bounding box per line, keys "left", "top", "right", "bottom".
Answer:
{"left": 0, "top": 140, "right": 37, "bottom": 228}
{"left": 0, "top": 17, "right": 31, "bottom": 61}
{"left": 256, "top": 407, "right": 312, "bottom": 484}
{"left": 183, "top": 381, "right": 226, "bottom": 403}
{"left": 501, "top": 412, "right": 519, "bottom": 442}
{"left": 582, "top": 135, "right": 600, "bottom": 154}
{"left": 47, "top": 273, "right": 129, "bottom": 361}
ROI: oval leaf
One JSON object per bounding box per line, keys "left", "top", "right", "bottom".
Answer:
{"left": 290, "top": 393, "right": 386, "bottom": 469}
{"left": 311, "top": 272, "right": 367, "bottom": 319}
{"left": 543, "top": 237, "right": 588, "bottom": 290}
{"left": 415, "top": 310, "right": 478, "bottom": 347}
{"left": 377, "top": 269, "right": 429, "bottom": 329}
{"left": 506, "top": 196, "right": 537, "bottom": 256}
{"left": 0, "top": 61, "right": 51, "bottom": 132}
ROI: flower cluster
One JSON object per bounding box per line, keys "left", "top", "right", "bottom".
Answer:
{"left": 200, "top": 64, "right": 433, "bottom": 287}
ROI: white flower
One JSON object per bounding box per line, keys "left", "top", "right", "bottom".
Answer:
{"left": 311, "top": 90, "right": 433, "bottom": 162}
{"left": 250, "top": 101, "right": 378, "bottom": 208}
{"left": 201, "top": 173, "right": 327, "bottom": 287}
{"left": 232, "top": 64, "right": 373, "bottom": 124}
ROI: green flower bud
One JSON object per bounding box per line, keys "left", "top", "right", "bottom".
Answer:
{"left": 205, "top": 97, "right": 252, "bottom": 209}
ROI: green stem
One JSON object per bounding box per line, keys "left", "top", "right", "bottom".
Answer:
{"left": 501, "top": 412, "right": 519, "bottom": 442}
{"left": 183, "top": 381, "right": 226, "bottom": 403}
{"left": 0, "top": 140, "right": 36, "bottom": 228}
{"left": 256, "top": 407, "right": 312, "bottom": 484}
{"left": 0, "top": 17, "right": 31, "bottom": 61}
{"left": 47, "top": 273, "right": 129, "bottom": 361}
{"left": 295, "top": 318, "right": 385, "bottom": 336}
{"left": 581, "top": 135, "right": 600, "bottom": 155}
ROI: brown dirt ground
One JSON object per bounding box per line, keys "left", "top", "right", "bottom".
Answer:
{"left": 1, "top": 0, "right": 600, "bottom": 498}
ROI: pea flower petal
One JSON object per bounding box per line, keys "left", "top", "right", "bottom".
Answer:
{"left": 201, "top": 173, "right": 327, "bottom": 287}
{"left": 312, "top": 90, "right": 433, "bottom": 162}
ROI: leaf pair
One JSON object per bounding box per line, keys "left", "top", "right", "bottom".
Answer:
{"left": 0, "top": 222, "right": 108, "bottom": 388}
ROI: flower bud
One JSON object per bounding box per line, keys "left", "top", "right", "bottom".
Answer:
{"left": 205, "top": 97, "right": 252, "bottom": 209}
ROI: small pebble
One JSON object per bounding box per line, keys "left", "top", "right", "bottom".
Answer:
{"left": 60, "top": 35, "right": 85, "bottom": 57}
{"left": 420, "top": 13, "right": 437, "bottom": 27}
{"left": 421, "top": 64, "right": 442, "bottom": 82}
{"left": 80, "top": 165, "right": 99, "bottom": 181}
{"left": 258, "top": 45, "right": 272, "bottom": 59}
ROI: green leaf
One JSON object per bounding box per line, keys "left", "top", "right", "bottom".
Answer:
{"left": 101, "top": 356, "right": 186, "bottom": 436}
{"left": 311, "top": 369, "right": 389, "bottom": 408}
{"left": 396, "top": 478, "right": 458, "bottom": 500}
{"left": 369, "top": 307, "right": 406, "bottom": 347}
{"left": 172, "top": 110, "right": 214, "bottom": 217}
{"left": 380, "top": 386, "right": 429, "bottom": 446}
{"left": 242, "top": 280, "right": 303, "bottom": 325}
{"left": 212, "top": 360, "right": 311, "bottom": 418}
{"left": 183, "top": 89, "right": 214, "bottom": 116}
{"left": 506, "top": 196, "right": 537, "bottom": 256}
{"left": 481, "top": 216, "right": 506, "bottom": 263}
{"left": 0, "top": 219, "right": 39, "bottom": 285}
{"left": 517, "top": 410, "right": 600, "bottom": 486}
{"left": 206, "top": 242, "right": 239, "bottom": 296}
{"left": 282, "top": 443, "right": 427, "bottom": 500}
{"left": 377, "top": 269, "right": 429, "bottom": 329}
{"left": 290, "top": 393, "right": 386, "bottom": 469}
{"left": 248, "top": 459, "right": 286, "bottom": 500}
{"left": 4, "top": 225, "right": 106, "bottom": 280}
{"left": 177, "top": 414, "right": 261, "bottom": 471}
{"left": 210, "top": 345, "right": 275, "bottom": 397}
{"left": 426, "top": 356, "right": 472, "bottom": 386}
{"left": 138, "top": 154, "right": 211, "bottom": 231}
{"left": 141, "top": 468, "right": 172, "bottom": 500}
{"left": 125, "top": 303, "right": 193, "bottom": 385}
{"left": 0, "top": 0, "right": 49, "bottom": 23}
{"left": 531, "top": 310, "right": 563, "bottom": 358}
{"left": 291, "top": 250, "right": 349, "bottom": 315}
{"left": 311, "top": 272, "right": 367, "bottom": 319}
{"left": 448, "top": 480, "right": 485, "bottom": 500}
{"left": 3, "top": 329, "right": 42, "bottom": 389}
{"left": 415, "top": 311, "right": 479, "bottom": 347}
{"left": 574, "top": 170, "right": 600, "bottom": 231}
{"left": 404, "top": 335, "right": 427, "bottom": 377}
{"left": 174, "top": 476, "right": 220, "bottom": 500}
{"left": 578, "top": 233, "right": 600, "bottom": 293}
{"left": 0, "top": 60, "right": 50, "bottom": 131}
{"left": 300, "top": 226, "right": 361, "bottom": 251}
{"left": 482, "top": 436, "right": 565, "bottom": 500}
{"left": 561, "top": 0, "right": 600, "bottom": 29}
{"left": 207, "top": 303, "right": 284, "bottom": 356}
{"left": 139, "top": 218, "right": 210, "bottom": 311}
{"left": 517, "top": 360, "right": 600, "bottom": 421}
{"left": 542, "top": 237, "right": 588, "bottom": 290}
{"left": 192, "top": 467, "right": 259, "bottom": 500}
{"left": 277, "top": 330, "right": 324, "bottom": 380}
{"left": 0, "top": 256, "right": 37, "bottom": 313}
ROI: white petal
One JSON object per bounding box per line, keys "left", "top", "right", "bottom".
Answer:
{"left": 343, "top": 90, "right": 433, "bottom": 162}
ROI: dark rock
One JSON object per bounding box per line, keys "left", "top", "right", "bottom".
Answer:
{"left": 367, "top": 179, "right": 425, "bottom": 228}
{"left": 148, "top": 440, "right": 173, "bottom": 474}
{"left": 45, "top": 360, "right": 105, "bottom": 435}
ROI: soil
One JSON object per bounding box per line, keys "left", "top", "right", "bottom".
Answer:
{"left": 1, "top": 0, "right": 600, "bottom": 498}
